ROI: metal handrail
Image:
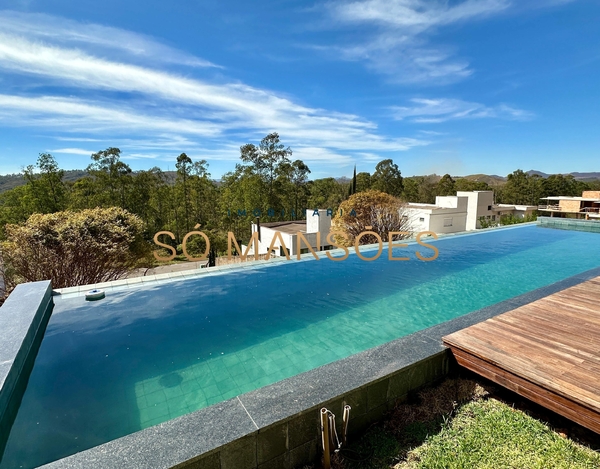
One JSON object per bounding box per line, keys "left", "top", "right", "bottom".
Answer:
{"left": 538, "top": 204, "right": 600, "bottom": 213}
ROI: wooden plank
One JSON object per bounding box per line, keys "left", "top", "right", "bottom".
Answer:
{"left": 442, "top": 276, "right": 600, "bottom": 434}
{"left": 451, "top": 347, "right": 600, "bottom": 432}
{"left": 450, "top": 347, "right": 600, "bottom": 434}
{"left": 446, "top": 333, "right": 600, "bottom": 409}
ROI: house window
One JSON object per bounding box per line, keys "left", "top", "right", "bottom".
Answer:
{"left": 419, "top": 217, "right": 425, "bottom": 222}
{"left": 492, "top": 215, "right": 496, "bottom": 221}
{"left": 487, "top": 205, "right": 492, "bottom": 210}
{"left": 443, "top": 218, "right": 453, "bottom": 227}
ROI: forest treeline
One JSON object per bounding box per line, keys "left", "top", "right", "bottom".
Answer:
{"left": 1, "top": 132, "right": 599, "bottom": 246}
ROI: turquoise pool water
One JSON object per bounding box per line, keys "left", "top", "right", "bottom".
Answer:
{"left": 3, "top": 224, "right": 600, "bottom": 467}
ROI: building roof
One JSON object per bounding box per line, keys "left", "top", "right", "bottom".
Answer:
{"left": 256, "top": 221, "right": 307, "bottom": 235}
{"left": 494, "top": 204, "right": 537, "bottom": 210}
{"left": 541, "top": 196, "right": 600, "bottom": 202}
{"left": 406, "top": 203, "right": 437, "bottom": 210}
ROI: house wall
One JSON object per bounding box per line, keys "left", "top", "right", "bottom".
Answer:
{"left": 495, "top": 204, "right": 537, "bottom": 220}
{"left": 405, "top": 198, "right": 467, "bottom": 234}
{"left": 406, "top": 208, "right": 431, "bottom": 233}
{"left": 306, "top": 209, "right": 331, "bottom": 238}
{"left": 427, "top": 212, "right": 467, "bottom": 233}
{"left": 582, "top": 191, "right": 600, "bottom": 199}
{"left": 559, "top": 200, "right": 582, "bottom": 213}
{"left": 457, "top": 191, "right": 494, "bottom": 230}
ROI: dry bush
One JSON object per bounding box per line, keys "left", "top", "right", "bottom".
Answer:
{"left": 1, "top": 207, "right": 149, "bottom": 292}
{"left": 331, "top": 190, "right": 412, "bottom": 247}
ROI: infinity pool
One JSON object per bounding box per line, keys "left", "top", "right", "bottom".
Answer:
{"left": 3, "top": 224, "right": 600, "bottom": 468}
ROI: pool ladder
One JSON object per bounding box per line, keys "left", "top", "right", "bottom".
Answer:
{"left": 320, "top": 405, "right": 351, "bottom": 469}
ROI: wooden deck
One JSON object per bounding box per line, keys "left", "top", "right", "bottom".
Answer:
{"left": 443, "top": 277, "right": 600, "bottom": 433}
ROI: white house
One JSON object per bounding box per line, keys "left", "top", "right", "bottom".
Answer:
{"left": 406, "top": 196, "right": 468, "bottom": 234}
{"left": 243, "top": 209, "right": 333, "bottom": 257}
{"left": 406, "top": 191, "right": 537, "bottom": 234}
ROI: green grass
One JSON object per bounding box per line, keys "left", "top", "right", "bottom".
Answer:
{"left": 400, "top": 398, "right": 600, "bottom": 469}
{"left": 333, "top": 379, "right": 600, "bottom": 469}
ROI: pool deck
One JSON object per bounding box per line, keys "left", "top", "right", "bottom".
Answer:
{"left": 443, "top": 276, "right": 600, "bottom": 434}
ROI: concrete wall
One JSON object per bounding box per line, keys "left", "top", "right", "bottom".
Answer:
{"left": 427, "top": 211, "right": 467, "bottom": 233}
{"left": 306, "top": 209, "right": 331, "bottom": 238}
{"left": 406, "top": 208, "right": 431, "bottom": 233}
{"left": 457, "top": 191, "right": 494, "bottom": 230}
{"left": 257, "top": 229, "right": 296, "bottom": 257}
{"left": 406, "top": 197, "right": 468, "bottom": 234}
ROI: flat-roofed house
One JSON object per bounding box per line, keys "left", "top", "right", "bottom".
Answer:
{"left": 539, "top": 191, "right": 600, "bottom": 220}
{"left": 406, "top": 190, "right": 537, "bottom": 234}
{"left": 243, "top": 209, "right": 333, "bottom": 257}
{"left": 406, "top": 196, "right": 469, "bottom": 234}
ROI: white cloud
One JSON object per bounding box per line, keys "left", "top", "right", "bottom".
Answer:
{"left": 0, "top": 10, "right": 221, "bottom": 68}
{"left": 0, "top": 12, "right": 434, "bottom": 171}
{"left": 392, "top": 98, "right": 534, "bottom": 123}
{"left": 320, "top": 0, "right": 510, "bottom": 84}
{"left": 0, "top": 94, "right": 224, "bottom": 136}
{"left": 50, "top": 148, "right": 95, "bottom": 156}
{"left": 330, "top": 0, "right": 509, "bottom": 30}
{"left": 0, "top": 27, "right": 430, "bottom": 156}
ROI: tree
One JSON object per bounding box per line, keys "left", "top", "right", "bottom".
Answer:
{"left": 0, "top": 185, "right": 36, "bottom": 239}
{"left": 1, "top": 207, "right": 149, "bottom": 291}
{"left": 348, "top": 165, "right": 357, "bottom": 196}
{"left": 454, "top": 179, "right": 491, "bottom": 192}
{"left": 86, "top": 147, "right": 133, "bottom": 208}
{"left": 331, "top": 190, "right": 411, "bottom": 247}
{"left": 176, "top": 153, "right": 193, "bottom": 233}
{"left": 498, "top": 170, "right": 545, "bottom": 205}
{"left": 356, "top": 172, "right": 371, "bottom": 192}
{"left": 23, "top": 153, "right": 67, "bottom": 213}
{"left": 543, "top": 174, "right": 587, "bottom": 197}
{"left": 307, "top": 178, "right": 346, "bottom": 213}
{"left": 279, "top": 159, "right": 311, "bottom": 216}
{"left": 401, "top": 176, "right": 437, "bottom": 204}
{"left": 240, "top": 132, "right": 292, "bottom": 209}
{"left": 371, "top": 159, "right": 403, "bottom": 196}
{"left": 436, "top": 174, "right": 456, "bottom": 196}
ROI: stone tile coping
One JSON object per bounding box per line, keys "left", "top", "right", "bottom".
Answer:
{"left": 39, "top": 264, "right": 600, "bottom": 469}
{"left": 0, "top": 281, "right": 53, "bottom": 455}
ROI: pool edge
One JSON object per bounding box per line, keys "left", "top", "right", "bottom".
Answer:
{"left": 0, "top": 280, "right": 53, "bottom": 461}
{"left": 35, "top": 264, "right": 600, "bottom": 469}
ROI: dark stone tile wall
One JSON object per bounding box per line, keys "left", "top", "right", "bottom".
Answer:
{"left": 172, "top": 350, "right": 452, "bottom": 469}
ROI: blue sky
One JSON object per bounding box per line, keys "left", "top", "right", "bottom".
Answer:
{"left": 0, "top": 0, "right": 598, "bottom": 179}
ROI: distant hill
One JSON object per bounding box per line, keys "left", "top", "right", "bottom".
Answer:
{"left": 0, "top": 173, "right": 24, "bottom": 193}
{"left": 2, "top": 168, "right": 598, "bottom": 195}
{"left": 567, "top": 172, "right": 600, "bottom": 181}
{"left": 0, "top": 170, "right": 88, "bottom": 193}
{"left": 460, "top": 174, "right": 507, "bottom": 186}
{"left": 526, "top": 170, "right": 600, "bottom": 181}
